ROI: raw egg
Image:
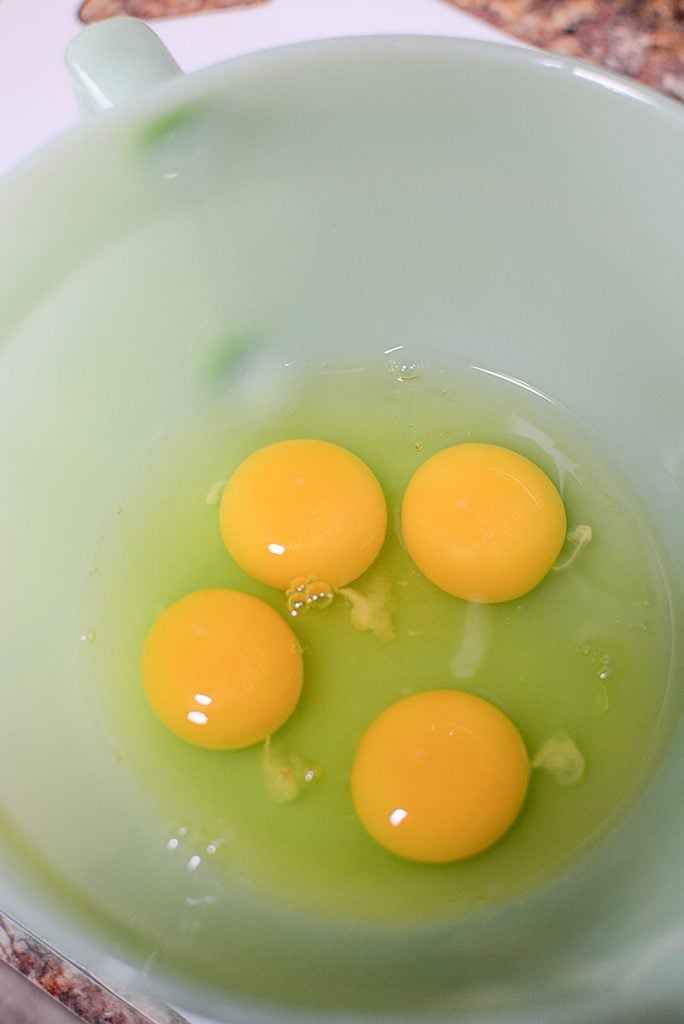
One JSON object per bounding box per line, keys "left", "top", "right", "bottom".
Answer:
{"left": 141, "top": 589, "right": 303, "bottom": 749}
{"left": 351, "top": 690, "right": 529, "bottom": 862}
{"left": 220, "top": 439, "right": 387, "bottom": 589}
{"left": 401, "top": 443, "right": 566, "bottom": 602}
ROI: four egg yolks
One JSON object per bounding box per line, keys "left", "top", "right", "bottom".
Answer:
{"left": 351, "top": 690, "right": 530, "bottom": 862}
{"left": 219, "top": 438, "right": 388, "bottom": 590}
{"left": 401, "top": 443, "right": 567, "bottom": 603}
{"left": 141, "top": 589, "right": 303, "bottom": 750}
{"left": 141, "top": 439, "right": 567, "bottom": 861}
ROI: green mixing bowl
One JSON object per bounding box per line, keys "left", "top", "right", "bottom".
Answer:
{"left": 1, "top": 19, "right": 683, "bottom": 1024}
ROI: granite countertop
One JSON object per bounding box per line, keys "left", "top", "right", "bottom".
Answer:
{"left": 76, "top": 0, "right": 684, "bottom": 102}
{"left": 0, "top": 912, "right": 188, "bottom": 1024}
{"left": 441, "top": 0, "right": 684, "bottom": 103}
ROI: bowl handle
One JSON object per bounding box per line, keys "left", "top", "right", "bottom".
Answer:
{"left": 65, "top": 17, "right": 182, "bottom": 117}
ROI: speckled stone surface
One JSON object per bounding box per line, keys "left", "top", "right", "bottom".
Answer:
{"left": 75, "top": 0, "right": 684, "bottom": 103}
{"left": 78, "top": 0, "right": 268, "bottom": 24}
{"left": 0, "top": 912, "right": 188, "bottom": 1024}
{"left": 441, "top": 0, "right": 684, "bottom": 101}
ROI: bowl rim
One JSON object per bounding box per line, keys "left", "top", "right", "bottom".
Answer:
{"left": 2, "top": 33, "right": 684, "bottom": 195}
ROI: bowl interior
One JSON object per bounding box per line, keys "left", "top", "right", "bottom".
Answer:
{"left": 1, "top": 37, "right": 684, "bottom": 1024}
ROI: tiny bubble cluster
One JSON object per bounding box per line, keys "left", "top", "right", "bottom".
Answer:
{"left": 166, "top": 824, "right": 190, "bottom": 852}
{"left": 597, "top": 654, "right": 612, "bottom": 682}
{"left": 165, "top": 824, "right": 230, "bottom": 899}
{"left": 285, "top": 576, "right": 334, "bottom": 617}
{"left": 386, "top": 352, "right": 423, "bottom": 383}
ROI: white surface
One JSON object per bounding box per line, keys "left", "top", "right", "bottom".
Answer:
{"left": 0, "top": 0, "right": 513, "bottom": 178}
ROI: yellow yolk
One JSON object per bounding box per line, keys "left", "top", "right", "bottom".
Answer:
{"left": 401, "top": 443, "right": 566, "bottom": 603}
{"left": 351, "top": 690, "right": 529, "bottom": 863}
{"left": 141, "top": 589, "right": 303, "bottom": 750}
{"left": 220, "top": 439, "right": 387, "bottom": 590}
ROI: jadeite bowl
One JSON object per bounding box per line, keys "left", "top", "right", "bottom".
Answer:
{"left": 1, "top": 19, "right": 684, "bottom": 1024}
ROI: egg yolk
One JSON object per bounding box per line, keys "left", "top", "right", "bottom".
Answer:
{"left": 141, "top": 589, "right": 303, "bottom": 750}
{"left": 220, "top": 439, "right": 387, "bottom": 590}
{"left": 401, "top": 443, "right": 566, "bottom": 603}
{"left": 351, "top": 690, "right": 529, "bottom": 863}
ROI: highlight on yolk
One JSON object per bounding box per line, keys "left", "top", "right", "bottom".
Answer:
{"left": 351, "top": 690, "right": 529, "bottom": 863}
{"left": 141, "top": 589, "right": 303, "bottom": 750}
{"left": 219, "top": 439, "right": 387, "bottom": 590}
{"left": 401, "top": 443, "right": 567, "bottom": 603}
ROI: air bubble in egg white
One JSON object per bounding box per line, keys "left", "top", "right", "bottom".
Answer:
{"left": 597, "top": 654, "right": 613, "bottom": 682}
{"left": 385, "top": 348, "right": 423, "bottom": 382}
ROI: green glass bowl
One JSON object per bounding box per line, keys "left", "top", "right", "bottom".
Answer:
{"left": 1, "top": 21, "right": 683, "bottom": 1024}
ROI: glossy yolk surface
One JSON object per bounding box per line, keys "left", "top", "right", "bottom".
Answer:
{"left": 219, "top": 439, "right": 387, "bottom": 590}
{"left": 401, "top": 443, "right": 566, "bottom": 603}
{"left": 141, "top": 589, "right": 303, "bottom": 750}
{"left": 351, "top": 690, "right": 529, "bottom": 863}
